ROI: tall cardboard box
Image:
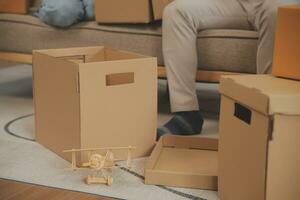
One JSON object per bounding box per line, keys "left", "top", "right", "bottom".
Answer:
{"left": 218, "top": 75, "right": 300, "bottom": 200}
{"left": 95, "top": 0, "right": 153, "bottom": 23}
{"left": 272, "top": 6, "right": 300, "bottom": 80}
{"left": 33, "top": 47, "right": 157, "bottom": 163}
{"left": 0, "top": 0, "right": 29, "bottom": 14}
{"left": 152, "top": 0, "right": 173, "bottom": 20}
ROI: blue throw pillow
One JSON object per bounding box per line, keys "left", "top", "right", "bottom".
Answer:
{"left": 35, "top": 0, "right": 85, "bottom": 28}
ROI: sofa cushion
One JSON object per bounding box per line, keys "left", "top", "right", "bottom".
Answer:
{"left": 0, "top": 13, "right": 258, "bottom": 73}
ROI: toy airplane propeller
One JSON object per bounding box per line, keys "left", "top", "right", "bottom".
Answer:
{"left": 63, "top": 146, "right": 136, "bottom": 186}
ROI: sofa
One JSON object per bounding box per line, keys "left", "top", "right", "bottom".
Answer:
{"left": 0, "top": 0, "right": 259, "bottom": 82}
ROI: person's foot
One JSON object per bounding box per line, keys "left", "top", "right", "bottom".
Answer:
{"left": 157, "top": 111, "right": 204, "bottom": 140}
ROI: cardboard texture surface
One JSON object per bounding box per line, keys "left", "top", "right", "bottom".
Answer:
{"left": 152, "top": 0, "right": 173, "bottom": 20}
{"left": 0, "top": 0, "right": 29, "bottom": 14}
{"left": 95, "top": 0, "right": 153, "bottom": 23}
{"left": 272, "top": 6, "right": 300, "bottom": 80}
{"left": 218, "top": 75, "right": 300, "bottom": 200}
{"left": 33, "top": 46, "right": 157, "bottom": 163}
{"left": 145, "top": 135, "right": 218, "bottom": 189}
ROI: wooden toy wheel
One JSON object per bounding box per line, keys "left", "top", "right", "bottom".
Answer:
{"left": 107, "top": 176, "right": 113, "bottom": 186}
{"left": 85, "top": 175, "right": 92, "bottom": 185}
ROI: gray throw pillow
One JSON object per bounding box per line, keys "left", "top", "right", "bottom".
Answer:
{"left": 35, "top": 0, "right": 85, "bottom": 28}
{"left": 82, "top": 0, "right": 95, "bottom": 20}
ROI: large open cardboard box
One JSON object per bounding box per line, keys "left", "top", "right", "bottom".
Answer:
{"left": 218, "top": 75, "right": 300, "bottom": 200}
{"left": 272, "top": 6, "right": 300, "bottom": 80}
{"left": 95, "top": 0, "right": 153, "bottom": 23}
{"left": 33, "top": 46, "right": 157, "bottom": 163}
{"left": 145, "top": 135, "right": 218, "bottom": 189}
{"left": 0, "top": 0, "right": 29, "bottom": 14}
{"left": 152, "top": 0, "right": 173, "bottom": 20}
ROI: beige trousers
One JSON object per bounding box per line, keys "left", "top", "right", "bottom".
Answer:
{"left": 162, "top": 0, "right": 290, "bottom": 112}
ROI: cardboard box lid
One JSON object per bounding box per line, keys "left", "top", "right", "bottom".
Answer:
{"left": 219, "top": 75, "right": 300, "bottom": 116}
{"left": 145, "top": 135, "right": 218, "bottom": 189}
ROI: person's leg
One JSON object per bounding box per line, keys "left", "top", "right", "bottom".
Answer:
{"left": 159, "top": 0, "right": 251, "bottom": 139}
{"left": 163, "top": 0, "right": 250, "bottom": 112}
{"left": 252, "top": 0, "right": 299, "bottom": 74}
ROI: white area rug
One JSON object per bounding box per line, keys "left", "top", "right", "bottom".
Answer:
{"left": 0, "top": 62, "right": 220, "bottom": 200}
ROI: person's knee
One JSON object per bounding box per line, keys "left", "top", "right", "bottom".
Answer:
{"left": 264, "top": 6, "right": 277, "bottom": 26}
{"left": 163, "top": 1, "right": 178, "bottom": 21}
{"left": 262, "top": 0, "right": 300, "bottom": 27}
{"left": 163, "top": 0, "right": 191, "bottom": 22}
{"left": 35, "top": 0, "right": 84, "bottom": 27}
{"left": 255, "top": 3, "right": 277, "bottom": 33}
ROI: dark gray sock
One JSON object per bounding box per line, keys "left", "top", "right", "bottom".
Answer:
{"left": 157, "top": 111, "right": 204, "bottom": 140}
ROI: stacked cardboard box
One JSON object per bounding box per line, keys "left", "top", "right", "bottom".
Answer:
{"left": 95, "top": 0, "right": 173, "bottom": 23}
{"left": 0, "top": 0, "right": 29, "bottom": 14}
{"left": 95, "top": 0, "right": 153, "bottom": 23}
{"left": 272, "top": 6, "right": 300, "bottom": 80}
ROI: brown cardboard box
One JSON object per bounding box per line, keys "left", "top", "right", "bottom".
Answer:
{"left": 33, "top": 46, "right": 157, "bottom": 163}
{"left": 0, "top": 0, "right": 29, "bottom": 14}
{"left": 272, "top": 6, "right": 300, "bottom": 80}
{"left": 145, "top": 135, "right": 218, "bottom": 189}
{"left": 218, "top": 75, "right": 300, "bottom": 200}
{"left": 95, "top": 0, "right": 153, "bottom": 23}
{"left": 152, "top": 0, "right": 173, "bottom": 20}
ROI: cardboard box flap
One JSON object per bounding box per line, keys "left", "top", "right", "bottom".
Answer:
{"left": 33, "top": 51, "right": 81, "bottom": 162}
{"left": 220, "top": 75, "right": 300, "bottom": 115}
{"left": 33, "top": 46, "right": 105, "bottom": 59}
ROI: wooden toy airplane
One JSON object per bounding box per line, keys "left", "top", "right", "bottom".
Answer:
{"left": 63, "top": 146, "right": 136, "bottom": 186}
